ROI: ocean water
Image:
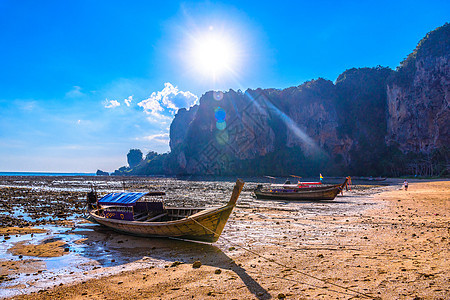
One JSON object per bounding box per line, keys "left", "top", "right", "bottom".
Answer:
{"left": 0, "top": 172, "right": 96, "bottom": 176}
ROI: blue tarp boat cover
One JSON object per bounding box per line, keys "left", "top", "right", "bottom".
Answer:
{"left": 98, "top": 192, "right": 147, "bottom": 206}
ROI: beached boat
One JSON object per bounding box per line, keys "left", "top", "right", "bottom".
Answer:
{"left": 354, "top": 176, "right": 386, "bottom": 182}
{"left": 254, "top": 177, "right": 350, "bottom": 201}
{"left": 86, "top": 179, "right": 244, "bottom": 243}
{"left": 272, "top": 182, "right": 342, "bottom": 191}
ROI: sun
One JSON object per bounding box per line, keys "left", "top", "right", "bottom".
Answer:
{"left": 189, "top": 30, "right": 238, "bottom": 79}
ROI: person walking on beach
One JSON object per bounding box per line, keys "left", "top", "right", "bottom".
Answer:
{"left": 404, "top": 180, "right": 408, "bottom": 191}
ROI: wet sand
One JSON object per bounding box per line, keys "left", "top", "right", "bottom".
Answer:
{"left": 9, "top": 240, "right": 68, "bottom": 258}
{"left": 1, "top": 178, "right": 449, "bottom": 299}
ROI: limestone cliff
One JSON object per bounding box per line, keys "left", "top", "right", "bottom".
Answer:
{"left": 335, "top": 67, "right": 394, "bottom": 174}
{"left": 386, "top": 23, "right": 449, "bottom": 154}
{"left": 166, "top": 72, "right": 394, "bottom": 176}
{"left": 169, "top": 105, "right": 199, "bottom": 151}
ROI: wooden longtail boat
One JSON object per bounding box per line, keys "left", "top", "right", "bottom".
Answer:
{"left": 86, "top": 179, "right": 244, "bottom": 243}
{"left": 354, "top": 176, "right": 386, "bottom": 182}
{"left": 254, "top": 177, "right": 350, "bottom": 201}
{"left": 272, "top": 182, "right": 343, "bottom": 191}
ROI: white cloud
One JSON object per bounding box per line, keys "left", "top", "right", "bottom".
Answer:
{"left": 104, "top": 99, "right": 120, "bottom": 109}
{"left": 138, "top": 83, "right": 198, "bottom": 117}
{"left": 16, "top": 100, "right": 37, "bottom": 111}
{"left": 124, "top": 95, "right": 133, "bottom": 107}
{"left": 137, "top": 133, "right": 170, "bottom": 144}
{"left": 65, "top": 86, "right": 84, "bottom": 98}
{"left": 144, "top": 133, "right": 169, "bottom": 141}
{"left": 146, "top": 115, "right": 172, "bottom": 123}
{"left": 138, "top": 97, "right": 163, "bottom": 116}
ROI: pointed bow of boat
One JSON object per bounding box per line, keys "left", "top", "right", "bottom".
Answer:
{"left": 227, "top": 179, "right": 245, "bottom": 206}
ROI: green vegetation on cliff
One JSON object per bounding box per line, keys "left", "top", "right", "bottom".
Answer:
{"left": 395, "top": 22, "right": 450, "bottom": 87}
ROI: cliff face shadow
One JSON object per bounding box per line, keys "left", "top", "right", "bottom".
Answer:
{"left": 74, "top": 224, "right": 271, "bottom": 299}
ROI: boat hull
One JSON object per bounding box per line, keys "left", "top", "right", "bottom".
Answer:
{"left": 254, "top": 186, "right": 341, "bottom": 201}
{"left": 89, "top": 205, "right": 234, "bottom": 243}
{"left": 275, "top": 183, "right": 342, "bottom": 191}
{"left": 87, "top": 179, "right": 244, "bottom": 243}
{"left": 254, "top": 177, "right": 350, "bottom": 201}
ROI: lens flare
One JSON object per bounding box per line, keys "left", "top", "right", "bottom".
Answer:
{"left": 216, "top": 131, "right": 229, "bottom": 145}
{"left": 215, "top": 107, "right": 227, "bottom": 130}
{"left": 244, "top": 91, "right": 324, "bottom": 155}
{"left": 213, "top": 91, "right": 224, "bottom": 101}
{"left": 216, "top": 120, "right": 226, "bottom": 130}
{"left": 214, "top": 107, "right": 226, "bottom": 121}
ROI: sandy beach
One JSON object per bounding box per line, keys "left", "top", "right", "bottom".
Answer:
{"left": 0, "top": 178, "right": 449, "bottom": 299}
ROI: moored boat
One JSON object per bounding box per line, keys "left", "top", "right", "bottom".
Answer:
{"left": 86, "top": 179, "right": 244, "bottom": 243}
{"left": 354, "top": 176, "right": 386, "bottom": 181}
{"left": 272, "top": 182, "right": 343, "bottom": 191}
{"left": 254, "top": 177, "right": 350, "bottom": 201}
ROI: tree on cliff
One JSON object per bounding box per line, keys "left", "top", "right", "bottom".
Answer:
{"left": 145, "top": 151, "right": 158, "bottom": 161}
{"left": 127, "top": 149, "right": 143, "bottom": 168}
{"left": 395, "top": 22, "right": 449, "bottom": 87}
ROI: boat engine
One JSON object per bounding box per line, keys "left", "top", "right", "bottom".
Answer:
{"left": 86, "top": 189, "right": 98, "bottom": 210}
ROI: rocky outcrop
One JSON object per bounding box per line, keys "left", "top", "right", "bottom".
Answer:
{"left": 386, "top": 23, "right": 450, "bottom": 154}
{"left": 169, "top": 106, "right": 199, "bottom": 151}
{"left": 335, "top": 67, "right": 395, "bottom": 174}
{"left": 170, "top": 89, "right": 278, "bottom": 174}
{"left": 96, "top": 169, "right": 109, "bottom": 176}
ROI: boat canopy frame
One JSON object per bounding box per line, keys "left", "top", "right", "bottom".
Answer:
{"left": 97, "top": 192, "right": 148, "bottom": 207}
{"left": 98, "top": 191, "right": 166, "bottom": 207}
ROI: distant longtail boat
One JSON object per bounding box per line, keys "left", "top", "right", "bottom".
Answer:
{"left": 254, "top": 177, "right": 350, "bottom": 201}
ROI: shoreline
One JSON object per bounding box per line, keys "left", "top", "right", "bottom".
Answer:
{"left": 1, "top": 179, "right": 448, "bottom": 299}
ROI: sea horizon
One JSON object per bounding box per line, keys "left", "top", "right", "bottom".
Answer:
{"left": 0, "top": 171, "right": 96, "bottom": 176}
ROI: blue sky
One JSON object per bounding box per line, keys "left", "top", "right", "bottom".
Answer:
{"left": 0, "top": 0, "right": 448, "bottom": 172}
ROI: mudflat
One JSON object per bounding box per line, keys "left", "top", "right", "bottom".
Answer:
{"left": 1, "top": 178, "right": 449, "bottom": 299}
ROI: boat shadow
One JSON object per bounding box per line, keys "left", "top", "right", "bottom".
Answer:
{"left": 74, "top": 224, "right": 271, "bottom": 299}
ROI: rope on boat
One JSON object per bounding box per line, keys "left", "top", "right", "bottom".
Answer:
{"left": 190, "top": 218, "right": 376, "bottom": 299}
